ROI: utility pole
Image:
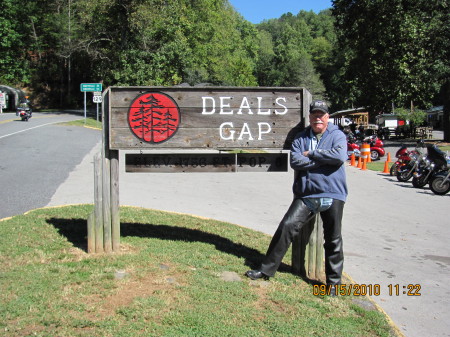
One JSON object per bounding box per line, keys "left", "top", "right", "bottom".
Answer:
{"left": 67, "top": 0, "right": 72, "bottom": 107}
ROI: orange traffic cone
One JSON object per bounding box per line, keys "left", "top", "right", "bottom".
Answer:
{"left": 367, "top": 153, "right": 372, "bottom": 163}
{"left": 357, "top": 157, "right": 362, "bottom": 169}
{"left": 361, "top": 157, "right": 367, "bottom": 170}
{"left": 350, "top": 153, "right": 356, "bottom": 166}
{"left": 382, "top": 160, "right": 390, "bottom": 174}
{"left": 386, "top": 152, "right": 391, "bottom": 163}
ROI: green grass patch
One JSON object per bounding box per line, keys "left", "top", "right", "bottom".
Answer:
{"left": 366, "top": 161, "right": 387, "bottom": 172}
{"left": 63, "top": 117, "right": 102, "bottom": 130}
{"left": 0, "top": 205, "right": 395, "bottom": 336}
{"left": 346, "top": 158, "right": 389, "bottom": 172}
{"left": 37, "top": 109, "right": 63, "bottom": 113}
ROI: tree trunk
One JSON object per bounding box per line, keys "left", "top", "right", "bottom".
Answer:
{"left": 442, "top": 81, "right": 450, "bottom": 142}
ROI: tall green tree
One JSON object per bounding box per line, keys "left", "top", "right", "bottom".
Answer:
{"left": 0, "top": 0, "right": 32, "bottom": 84}
{"left": 256, "top": 12, "right": 326, "bottom": 97}
{"left": 332, "top": 1, "right": 449, "bottom": 118}
{"left": 427, "top": 1, "right": 450, "bottom": 140}
{"left": 106, "top": 0, "right": 258, "bottom": 86}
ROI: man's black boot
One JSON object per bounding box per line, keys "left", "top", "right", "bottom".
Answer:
{"left": 245, "top": 270, "right": 270, "bottom": 280}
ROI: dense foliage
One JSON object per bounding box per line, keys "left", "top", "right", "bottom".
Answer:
{"left": 1, "top": 0, "right": 258, "bottom": 106}
{"left": 1, "top": 0, "right": 449, "bottom": 140}
{"left": 255, "top": 10, "right": 335, "bottom": 99}
{"left": 0, "top": 0, "right": 334, "bottom": 107}
{"left": 332, "top": 0, "right": 450, "bottom": 139}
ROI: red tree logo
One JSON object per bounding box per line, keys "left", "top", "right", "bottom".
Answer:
{"left": 128, "top": 92, "right": 180, "bottom": 143}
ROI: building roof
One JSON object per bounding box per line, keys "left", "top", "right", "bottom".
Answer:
{"left": 329, "top": 107, "right": 367, "bottom": 118}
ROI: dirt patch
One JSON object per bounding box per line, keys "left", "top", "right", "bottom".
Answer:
{"left": 82, "top": 265, "right": 185, "bottom": 320}
{"left": 99, "top": 274, "right": 167, "bottom": 316}
{"left": 62, "top": 243, "right": 140, "bottom": 262}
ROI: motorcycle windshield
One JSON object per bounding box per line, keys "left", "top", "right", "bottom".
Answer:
{"left": 427, "top": 145, "right": 447, "bottom": 168}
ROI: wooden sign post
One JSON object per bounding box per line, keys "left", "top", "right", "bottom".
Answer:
{"left": 87, "top": 86, "right": 323, "bottom": 281}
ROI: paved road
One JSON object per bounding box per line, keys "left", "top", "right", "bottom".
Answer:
{"left": 2, "top": 114, "right": 449, "bottom": 337}
{"left": 0, "top": 112, "right": 101, "bottom": 219}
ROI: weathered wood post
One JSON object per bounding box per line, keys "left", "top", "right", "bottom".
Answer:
{"left": 87, "top": 89, "right": 120, "bottom": 253}
{"left": 94, "top": 152, "right": 104, "bottom": 252}
{"left": 292, "top": 215, "right": 325, "bottom": 282}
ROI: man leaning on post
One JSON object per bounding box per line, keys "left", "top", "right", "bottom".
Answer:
{"left": 245, "top": 100, "right": 348, "bottom": 296}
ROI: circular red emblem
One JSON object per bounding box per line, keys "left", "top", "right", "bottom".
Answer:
{"left": 128, "top": 92, "right": 180, "bottom": 143}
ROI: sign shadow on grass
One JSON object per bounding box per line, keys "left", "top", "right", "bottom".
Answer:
{"left": 47, "top": 218, "right": 292, "bottom": 273}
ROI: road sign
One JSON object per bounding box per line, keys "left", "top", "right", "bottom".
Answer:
{"left": 93, "top": 91, "right": 102, "bottom": 96}
{"left": 80, "top": 83, "right": 102, "bottom": 92}
{"left": 93, "top": 96, "right": 102, "bottom": 103}
{"left": 0, "top": 93, "right": 4, "bottom": 112}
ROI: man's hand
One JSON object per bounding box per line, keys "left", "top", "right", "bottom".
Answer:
{"left": 303, "top": 151, "right": 310, "bottom": 157}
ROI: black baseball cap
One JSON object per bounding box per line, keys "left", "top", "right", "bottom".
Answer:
{"left": 309, "top": 100, "right": 329, "bottom": 114}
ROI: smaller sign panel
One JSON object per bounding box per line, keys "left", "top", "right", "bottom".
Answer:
{"left": 125, "top": 153, "right": 288, "bottom": 173}
{"left": 235, "top": 153, "right": 288, "bottom": 172}
{"left": 126, "top": 153, "right": 235, "bottom": 172}
{"left": 93, "top": 96, "right": 102, "bottom": 103}
{"left": 80, "top": 83, "right": 102, "bottom": 92}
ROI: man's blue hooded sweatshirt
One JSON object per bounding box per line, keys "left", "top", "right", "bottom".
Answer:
{"left": 290, "top": 122, "right": 348, "bottom": 202}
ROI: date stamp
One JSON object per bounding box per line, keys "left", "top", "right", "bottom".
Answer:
{"left": 313, "top": 284, "right": 422, "bottom": 296}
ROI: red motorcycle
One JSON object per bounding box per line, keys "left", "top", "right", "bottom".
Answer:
{"left": 347, "top": 134, "right": 385, "bottom": 161}
{"left": 390, "top": 145, "right": 413, "bottom": 176}
{"left": 391, "top": 141, "right": 425, "bottom": 178}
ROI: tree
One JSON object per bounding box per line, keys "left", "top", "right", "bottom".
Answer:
{"left": 254, "top": 30, "right": 276, "bottom": 86}
{"left": 332, "top": 0, "right": 450, "bottom": 141}
{"left": 426, "top": 1, "right": 450, "bottom": 141}
{"left": 110, "top": 0, "right": 258, "bottom": 86}
{"left": 394, "top": 107, "right": 426, "bottom": 136}
{"left": 255, "top": 12, "right": 326, "bottom": 97}
{"left": 0, "top": 0, "right": 32, "bottom": 84}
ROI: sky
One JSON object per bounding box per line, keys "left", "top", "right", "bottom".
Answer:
{"left": 228, "top": 0, "right": 333, "bottom": 24}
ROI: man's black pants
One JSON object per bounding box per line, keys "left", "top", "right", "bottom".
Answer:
{"left": 259, "top": 198, "right": 345, "bottom": 285}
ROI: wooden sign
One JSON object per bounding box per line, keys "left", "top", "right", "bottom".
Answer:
{"left": 125, "top": 153, "right": 289, "bottom": 173}
{"left": 88, "top": 86, "right": 311, "bottom": 254}
{"left": 105, "top": 86, "right": 308, "bottom": 150}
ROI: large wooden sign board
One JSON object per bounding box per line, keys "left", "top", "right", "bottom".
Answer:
{"left": 106, "top": 86, "right": 309, "bottom": 150}
{"left": 90, "top": 86, "right": 314, "bottom": 261}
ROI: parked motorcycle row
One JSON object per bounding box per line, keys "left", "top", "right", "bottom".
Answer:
{"left": 391, "top": 141, "right": 450, "bottom": 195}
{"left": 345, "top": 129, "right": 450, "bottom": 195}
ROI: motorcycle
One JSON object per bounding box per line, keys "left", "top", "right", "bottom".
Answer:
{"left": 347, "top": 134, "right": 385, "bottom": 161}
{"left": 429, "top": 152, "right": 450, "bottom": 195}
{"left": 411, "top": 144, "right": 449, "bottom": 188}
{"left": 390, "top": 144, "right": 413, "bottom": 176}
{"left": 16, "top": 103, "right": 32, "bottom": 121}
{"left": 396, "top": 141, "right": 426, "bottom": 182}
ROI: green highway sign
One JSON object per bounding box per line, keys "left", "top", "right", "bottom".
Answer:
{"left": 80, "top": 83, "right": 102, "bottom": 92}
